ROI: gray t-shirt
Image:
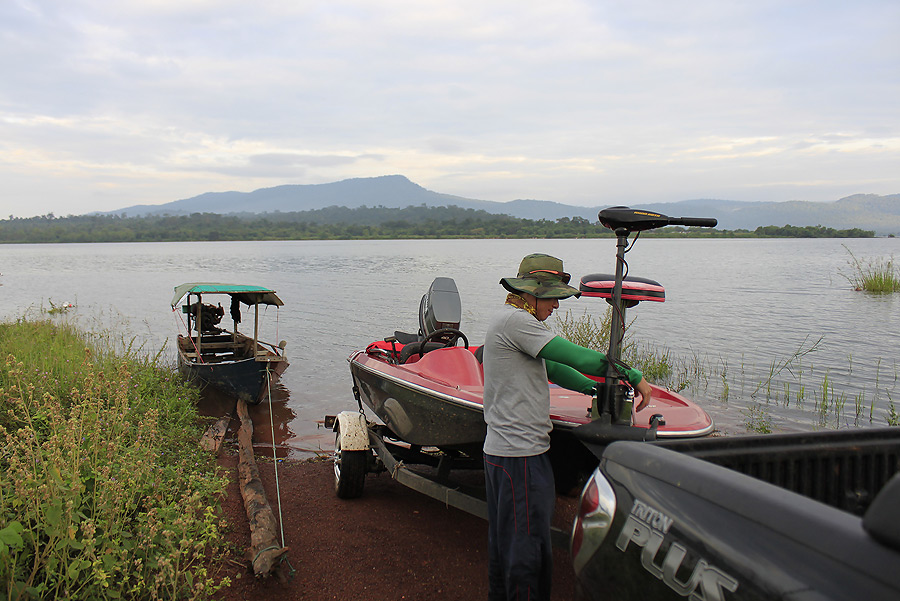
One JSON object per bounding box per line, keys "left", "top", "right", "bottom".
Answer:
{"left": 482, "top": 303, "right": 557, "bottom": 457}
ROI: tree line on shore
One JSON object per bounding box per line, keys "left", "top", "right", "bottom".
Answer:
{"left": 0, "top": 205, "right": 876, "bottom": 243}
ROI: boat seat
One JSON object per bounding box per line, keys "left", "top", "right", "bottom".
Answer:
{"left": 407, "top": 347, "right": 485, "bottom": 387}
{"left": 399, "top": 341, "right": 447, "bottom": 364}
{"left": 393, "top": 330, "right": 421, "bottom": 345}
{"left": 196, "top": 334, "right": 234, "bottom": 343}
{"left": 195, "top": 341, "right": 240, "bottom": 349}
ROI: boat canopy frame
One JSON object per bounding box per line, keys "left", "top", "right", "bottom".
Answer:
{"left": 172, "top": 282, "right": 284, "bottom": 359}
{"left": 171, "top": 283, "right": 284, "bottom": 310}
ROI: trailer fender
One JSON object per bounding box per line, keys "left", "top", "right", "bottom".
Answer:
{"left": 334, "top": 411, "right": 369, "bottom": 451}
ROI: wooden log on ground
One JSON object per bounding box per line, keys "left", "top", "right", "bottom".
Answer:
{"left": 236, "top": 398, "right": 289, "bottom": 580}
{"left": 200, "top": 408, "right": 234, "bottom": 453}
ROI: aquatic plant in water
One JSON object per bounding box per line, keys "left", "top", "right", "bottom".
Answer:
{"left": 840, "top": 245, "right": 900, "bottom": 293}
{"left": 553, "top": 312, "right": 900, "bottom": 433}
{"left": 744, "top": 403, "right": 773, "bottom": 434}
{"left": 552, "top": 308, "right": 673, "bottom": 383}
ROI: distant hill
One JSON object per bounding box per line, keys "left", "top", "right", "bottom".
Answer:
{"left": 104, "top": 175, "right": 900, "bottom": 235}
{"left": 109, "top": 175, "right": 499, "bottom": 216}
{"left": 644, "top": 195, "right": 900, "bottom": 235}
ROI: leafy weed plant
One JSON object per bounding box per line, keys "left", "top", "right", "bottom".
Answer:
{"left": 888, "top": 399, "right": 899, "bottom": 427}
{"left": 744, "top": 403, "right": 773, "bottom": 434}
{"left": 0, "top": 319, "right": 230, "bottom": 600}
{"left": 552, "top": 308, "right": 614, "bottom": 355}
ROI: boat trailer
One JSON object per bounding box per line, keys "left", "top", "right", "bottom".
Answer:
{"left": 326, "top": 410, "right": 583, "bottom": 548}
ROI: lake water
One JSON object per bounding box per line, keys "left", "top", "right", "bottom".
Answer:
{"left": 1, "top": 237, "right": 897, "bottom": 457}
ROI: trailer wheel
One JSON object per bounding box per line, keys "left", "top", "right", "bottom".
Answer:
{"left": 334, "top": 428, "right": 366, "bottom": 499}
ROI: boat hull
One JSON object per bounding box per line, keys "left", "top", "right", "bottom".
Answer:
{"left": 351, "top": 355, "right": 487, "bottom": 452}
{"left": 349, "top": 347, "right": 714, "bottom": 451}
{"left": 177, "top": 334, "right": 288, "bottom": 404}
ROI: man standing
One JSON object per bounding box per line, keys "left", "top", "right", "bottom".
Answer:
{"left": 482, "top": 253, "right": 652, "bottom": 600}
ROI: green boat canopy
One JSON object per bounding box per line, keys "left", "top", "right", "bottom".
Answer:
{"left": 171, "top": 283, "right": 284, "bottom": 309}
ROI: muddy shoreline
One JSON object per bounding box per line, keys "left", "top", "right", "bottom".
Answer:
{"left": 215, "top": 449, "right": 577, "bottom": 600}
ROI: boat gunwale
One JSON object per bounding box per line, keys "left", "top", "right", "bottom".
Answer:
{"left": 177, "top": 333, "right": 281, "bottom": 360}
{"left": 350, "top": 353, "right": 486, "bottom": 414}
{"left": 349, "top": 350, "right": 715, "bottom": 438}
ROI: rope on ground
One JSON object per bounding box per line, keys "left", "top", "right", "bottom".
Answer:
{"left": 265, "top": 366, "right": 296, "bottom": 578}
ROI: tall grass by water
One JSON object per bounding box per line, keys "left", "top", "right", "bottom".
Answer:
{"left": 552, "top": 309, "right": 900, "bottom": 434}
{"left": 841, "top": 245, "right": 900, "bottom": 293}
{"left": 553, "top": 308, "right": 674, "bottom": 384}
{"left": 0, "top": 319, "right": 230, "bottom": 600}
{"left": 664, "top": 341, "right": 900, "bottom": 433}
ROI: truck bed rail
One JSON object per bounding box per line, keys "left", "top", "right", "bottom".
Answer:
{"left": 656, "top": 428, "right": 900, "bottom": 515}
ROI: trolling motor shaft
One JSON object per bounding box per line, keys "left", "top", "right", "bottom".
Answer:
{"left": 586, "top": 207, "right": 717, "bottom": 426}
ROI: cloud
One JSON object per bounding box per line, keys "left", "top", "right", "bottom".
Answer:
{"left": 1, "top": 0, "right": 898, "bottom": 216}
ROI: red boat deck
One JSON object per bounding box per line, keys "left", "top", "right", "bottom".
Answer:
{"left": 357, "top": 344, "right": 713, "bottom": 438}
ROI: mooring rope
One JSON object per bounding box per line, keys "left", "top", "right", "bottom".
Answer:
{"left": 172, "top": 306, "right": 207, "bottom": 363}
{"left": 265, "top": 365, "right": 296, "bottom": 577}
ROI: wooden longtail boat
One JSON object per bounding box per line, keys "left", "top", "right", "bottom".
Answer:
{"left": 172, "top": 283, "right": 288, "bottom": 404}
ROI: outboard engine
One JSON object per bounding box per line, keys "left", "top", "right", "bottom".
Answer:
{"left": 418, "top": 277, "right": 462, "bottom": 343}
{"left": 187, "top": 302, "right": 225, "bottom": 333}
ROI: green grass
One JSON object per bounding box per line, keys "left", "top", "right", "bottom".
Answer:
{"left": 888, "top": 398, "right": 900, "bottom": 427}
{"left": 552, "top": 307, "right": 615, "bottom": 355}
{"left": 552, "top": 310, "right": 900, "bottom": 433}
{"left": 841, "top": 245, "right": 900, "bottom": 293}
{"left": 552, "top": 308, "right": 674, "bottom": 382}
{"left": 744, "top": 403, "right": 773, "bottom": 434}
{"left": 0, "top": 319, "right": 230, "bottom": 600}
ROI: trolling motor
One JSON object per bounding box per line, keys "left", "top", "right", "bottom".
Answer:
{"left": 574, "top": 207, "right": 717, "bottom": 443}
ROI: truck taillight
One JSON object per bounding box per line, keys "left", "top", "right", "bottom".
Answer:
{"left": 571, "top": 478, "right": 599, "bottom": 558}
{"left": 570, "top": 469, "right": 617, "bottom": 575}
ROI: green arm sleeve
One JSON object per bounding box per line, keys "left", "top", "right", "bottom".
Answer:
{"left": 539, "top": 336, "right": 643, "bottom": 386}
{"left": 545, "top": 359, "right": 598, "bottom": 395}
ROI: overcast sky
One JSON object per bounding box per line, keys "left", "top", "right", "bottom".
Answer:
{"left": 2, "top": 0, "right": 898, "bottom": 218}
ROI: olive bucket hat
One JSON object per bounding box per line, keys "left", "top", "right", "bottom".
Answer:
{"left": 500, "top": 253, "right": 582, "bottom": 299}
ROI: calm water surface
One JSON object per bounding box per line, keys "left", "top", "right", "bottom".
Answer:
{"left": 2, "top": 238, "right": 897, "bottom": 456}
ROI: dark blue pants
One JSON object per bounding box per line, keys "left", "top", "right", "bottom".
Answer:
{"left": 484, "top": 452, "right": 555, "bottom": 601}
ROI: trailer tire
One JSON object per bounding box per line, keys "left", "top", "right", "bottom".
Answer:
{"left": 334, "top": 428, "right": 366, "bottom": 499}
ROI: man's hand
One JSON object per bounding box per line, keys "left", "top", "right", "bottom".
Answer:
{"left": 634, "top": 377, "right": 653, "bottom": 411}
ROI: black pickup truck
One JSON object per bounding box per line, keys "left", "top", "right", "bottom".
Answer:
{"left": 570, "top": 427, "right": 900, "bottom": 601}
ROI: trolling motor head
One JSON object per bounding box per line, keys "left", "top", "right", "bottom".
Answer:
{"left": 599, "top": 206, "right": 718, "bottom": 233}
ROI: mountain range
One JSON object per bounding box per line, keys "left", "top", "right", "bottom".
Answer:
{"left": 107, "top": 174, "right": 900, "bottom": 235}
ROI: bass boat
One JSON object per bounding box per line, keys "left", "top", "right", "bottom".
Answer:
{"left": 172, "top": 283, "right": 288, "bottom": 404}
{"left": 349, "top": 275, "right": 714, "bottom": 459}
